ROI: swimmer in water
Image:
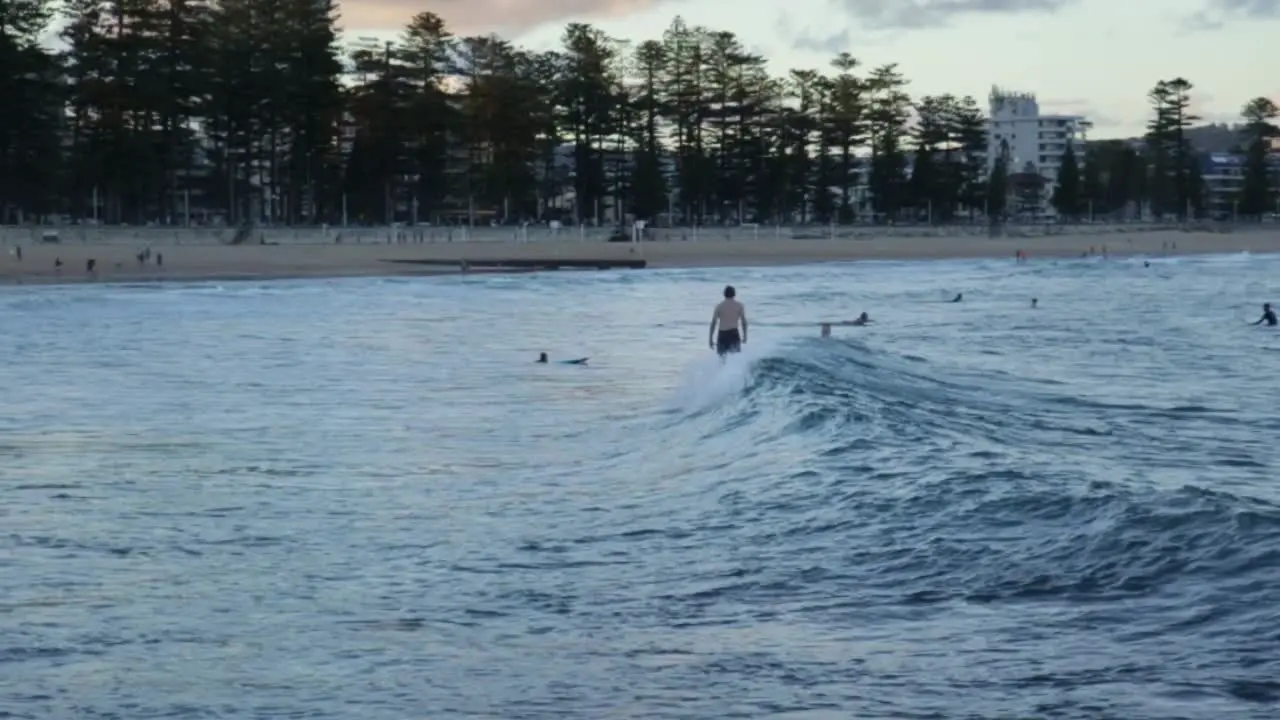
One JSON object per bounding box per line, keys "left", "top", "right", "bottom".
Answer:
{"left": 820, "top": 313, "right": 870, "bottom": 335}
{"left": 536, "top": 352, "right": 588, "bottom": 364}
{"left": 709, "top": 285, "right": 747, "bottom": 356}
{"left": 1252, "top": 302, "right": 1276, "bottom": 326}
{"left": 950, "top": 293, "right": 963, "bottom": 303}
{"left": 1031, "top": 298, "right": 1038, "bottom": 308}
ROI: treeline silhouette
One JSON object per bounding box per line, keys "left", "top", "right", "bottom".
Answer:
{"left": 0, "top": 4, "right": 1276, "bottom": 226}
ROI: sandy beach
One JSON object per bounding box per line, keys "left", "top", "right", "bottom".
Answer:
{"left": 2, "top": 225, "right": 1278, "bottom": 285}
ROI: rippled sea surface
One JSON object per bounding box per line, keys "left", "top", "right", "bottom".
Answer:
{"left": 3, "top": 252, "right": 1280, "bottom": 719}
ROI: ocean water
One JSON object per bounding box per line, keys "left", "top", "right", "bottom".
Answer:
{"left": 2, "top": 252, "right": 1279, "bottom": 719}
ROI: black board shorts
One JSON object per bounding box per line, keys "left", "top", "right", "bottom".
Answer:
{"left": 716, "top": 329, "right": 742, "bottom": 355}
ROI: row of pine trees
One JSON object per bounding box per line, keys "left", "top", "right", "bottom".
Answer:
{"left": 0, "top": 3, "right": 1277, "bottom": 226}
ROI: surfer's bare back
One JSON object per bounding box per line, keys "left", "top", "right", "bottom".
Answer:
{"left": 710, "top": 285, "right": 747, "bottom": 356}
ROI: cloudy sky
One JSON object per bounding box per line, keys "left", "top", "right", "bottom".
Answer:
{"left": 339, "top": 0, "right": 1278, "bottom": 137}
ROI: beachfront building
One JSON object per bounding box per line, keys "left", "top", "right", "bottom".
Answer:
{"left": 1199, "top": 151, "right": 1280, "bottom": 219}
{"left": 1201, "top": 153, "right": 1246, "bottom": 219}
{"left": 986, "top": 87, "right": 1088, "bottom": 218}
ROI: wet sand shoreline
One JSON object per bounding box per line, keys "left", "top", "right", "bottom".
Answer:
{"left": 2, "top": 228, "right": 1276, "bottom": 287}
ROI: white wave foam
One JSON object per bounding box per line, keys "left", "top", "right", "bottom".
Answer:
{"left": 1151, "top": 250, "right": 1254, "bottom": 267}
{"left": 666, "top": 336, "right": 782, "bottom": 414}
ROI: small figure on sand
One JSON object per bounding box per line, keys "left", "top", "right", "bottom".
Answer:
{"left": 86, "top": 258, "right": 96, "bottom": 274}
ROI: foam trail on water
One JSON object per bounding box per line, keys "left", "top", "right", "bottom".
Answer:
{"left": 667, "top": 336, "right": 782, "bottom": 414}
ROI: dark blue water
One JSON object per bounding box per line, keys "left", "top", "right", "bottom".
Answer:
{"left": 3, "top": 253, "right": 1279, "bottom": 719}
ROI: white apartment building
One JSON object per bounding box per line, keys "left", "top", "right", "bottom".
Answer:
{"left": 986, "top": 87, "right": 1087, "bottom": 217}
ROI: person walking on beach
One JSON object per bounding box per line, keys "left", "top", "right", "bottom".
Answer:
{"left": 1253, "top": 303, "right": 1276, "bottom": 326}
{"left": 710, "top": 285, "right": 746, "bottom": 356}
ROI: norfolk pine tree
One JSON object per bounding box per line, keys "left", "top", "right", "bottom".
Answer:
{"left": 1238, "top": 97, "right": 1279, "bottom": 218}
{"left": 824, "top": 53, "right": 866, "bottom": 223}
{"left": 1146, "top": 78, "right": 1199, "bottom": 219}
{"left": 986, "top": 141, "right": 1010, "bottom": 221}
{"left": 1080, "top": 145, "right": 1104, "bottom": 218}
{"left": 865, "top": 65, "right": 911, "bottom": 222}
{"left": 1052, "top": 142, "right": 1082, "bottom": 220}
{"left": 0, "top": 0, "right": 62, "bottom": 220}
{"left": 949, "top": 96, "right": 988, "bottom": 220}
{"left": 627, "top": 40, "right": 668, "bottom": 220}
{"left": 4, "top": 7, "right": 1274, "bottom": 228}
{"left": 910, "top": 96, "right": 949, "bottom": 223}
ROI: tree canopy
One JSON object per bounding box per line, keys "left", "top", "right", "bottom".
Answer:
{"left": 0, "top": 5, "right": 1274, "bottom": 225}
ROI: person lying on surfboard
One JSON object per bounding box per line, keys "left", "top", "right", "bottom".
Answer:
{"left": 820, "top": 313, "right": 871, "bottom": 336}
{"left": 537, "top": 352, "right": 587, "bottom": 364}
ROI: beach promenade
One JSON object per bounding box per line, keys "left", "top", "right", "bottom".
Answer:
{"left": 2, "top": 222, "right": 1278, "bottom": 285}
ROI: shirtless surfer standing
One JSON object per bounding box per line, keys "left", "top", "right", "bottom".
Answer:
{"left": 709, "top": 285, "right": 747, "bottom": 356}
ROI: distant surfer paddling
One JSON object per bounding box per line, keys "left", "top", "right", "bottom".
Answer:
{"left": 1252, "top": 302, "right": 1276, "bottom": 326}
{"left": 820, "top": 313, "right": 870, "bottom": 336}
{"left": 709, "top": 285, "right": 747, "bottom": 357}
{"left": 537, "top": 352, "right": 587, "bottom": 365}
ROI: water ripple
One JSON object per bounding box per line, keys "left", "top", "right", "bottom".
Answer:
{"left": 2, "top": 254, "right": 1279, "bottom": 718}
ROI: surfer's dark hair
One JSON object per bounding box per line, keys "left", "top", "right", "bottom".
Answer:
{"left": 724, "top": 285, "right": 735, "bottom": 298}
